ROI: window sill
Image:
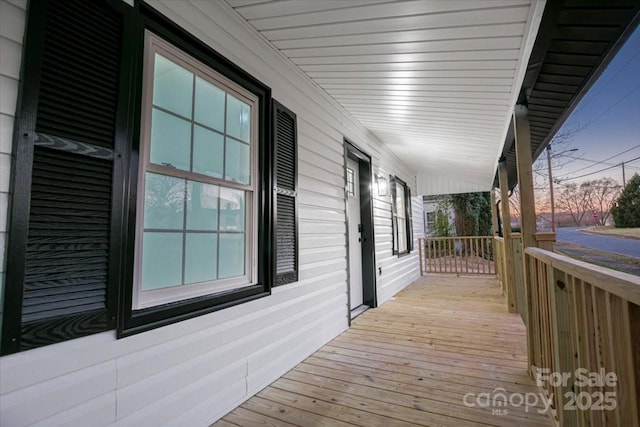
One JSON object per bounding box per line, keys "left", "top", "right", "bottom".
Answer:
{"left": 118, "top": 284, "right": 269, "bottom": 338}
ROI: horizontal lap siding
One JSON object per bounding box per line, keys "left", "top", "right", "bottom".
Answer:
{"left": 0, "top": 0, "right": 26, "bottom": 350}
{"left": 0, "top": 0, "right": 421, "bottom": 425}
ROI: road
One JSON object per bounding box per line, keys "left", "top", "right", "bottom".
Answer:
{"left": 555, "top": 227, "right": 640, "bottom": 258}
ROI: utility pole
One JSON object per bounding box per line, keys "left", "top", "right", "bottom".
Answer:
{"left": 622, "top": 161, "right": 626, "bottom": 185}
{"left": 546, "top": 146, "right": 556, "bottom": 232}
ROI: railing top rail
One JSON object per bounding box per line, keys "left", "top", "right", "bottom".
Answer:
{"left": 419, "top": 236, "right": 493, "bottom": 241}
{"left": 525, "top": 247, "right": 640, "bottom": 306}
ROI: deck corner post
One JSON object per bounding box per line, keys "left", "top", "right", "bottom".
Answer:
{"left": 535, "top": 231, "right": 556, "bottom": 251}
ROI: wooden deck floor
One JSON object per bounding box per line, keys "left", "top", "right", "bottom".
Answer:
{"left": 215, "top": 275, "right": 552, "bottom": 427}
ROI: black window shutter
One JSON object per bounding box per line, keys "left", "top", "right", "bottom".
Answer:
{"left": 272, "top": 100, "right": 298, "bottom": 286}
{"left": 406, "top": 186, "right": 414, "bottom": 252}
{"left": 1, "top": 0, "right": 124, "bottom": 354}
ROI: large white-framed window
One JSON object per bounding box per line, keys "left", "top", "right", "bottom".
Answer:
{"left": 133, "top": 32, "right": 258, "bottom": 309}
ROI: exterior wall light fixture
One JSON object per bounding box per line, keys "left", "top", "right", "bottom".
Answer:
{"left": 376, "top": 175, "right": 388, "bottom": 197}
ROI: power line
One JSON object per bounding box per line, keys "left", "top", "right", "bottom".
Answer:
{"left": 572, "top": 49, "right": 640, "bottom": 114}
{"left": 577, "top": 82, "right": 640, "bottom": 133}
{"left": 558, "top": 154, "right": 618, "bottom": 166}
{"left": 558, "top": 153, "right": 640, "bottom": 171}
{"left": 561, "top": 155, "right": 640, "bottom": 181}
{"left": 555, "top": 144, "right": 640, "bottom": 178}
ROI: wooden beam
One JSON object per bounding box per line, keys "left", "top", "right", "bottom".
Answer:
{"left": 513, "top": 104, "right": 537, "bottom": 249}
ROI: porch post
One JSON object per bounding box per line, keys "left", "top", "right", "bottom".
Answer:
{"left": 498, "top": 161, "right": 517, "bottom": 313}
{"left": 490, "top": 189, "right": 504, "bottom": 293}
{"left": 513, "top": 104, "right": 536, "bottom": 249}
{"left": 490, "top": 190, "right": 499, "bottom": 237}
{"left": 513, "top": 104, "right": 538, "bottom": 371}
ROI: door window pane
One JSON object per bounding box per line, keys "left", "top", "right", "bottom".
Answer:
{"left": 144, "top": 173, "right": 185, "bottom": 229}
{"left": 347, "top": 168, "right": 355, "bottom": 197}
{"left": 226, "top": 94, "right": 251, "bottom": 143}
{"left": 194, "top": 76, "right": 225, "bottom": 131}
{"left": 150, "top": 108, "right": 191, "bottom": 171}
{"left": 225, "top": 138, "right": 251, "bottom": 184}
{"left": 219, "top": 233, "right": 245, "bottom": 278}
{"left": 185, "top": 233, "right": 217, "bottom": 284}
{"left": 192, "top": 125, "right": 224, "bottom": 178}
{"left": 153, "top": 54, "right": 193, "bottom": 118}
{"left": 142, "top": 232, "right": 183, "bottom": 290}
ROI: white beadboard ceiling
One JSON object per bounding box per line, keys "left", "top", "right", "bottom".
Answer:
{"left": 227, "top": 0, "right": 545, "bottom": 194}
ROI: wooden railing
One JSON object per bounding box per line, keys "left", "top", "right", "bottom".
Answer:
{"left": 419, "top": 236, "right": 495, "bottom": 275}
{"left": 495, "top": 236, "right": 507, "bottom": 294}
{"left": 493, "top": 235, "right": 525, "bottom": 315}
{"left": 525, "top": 247, "right": 640, "bottom": 426}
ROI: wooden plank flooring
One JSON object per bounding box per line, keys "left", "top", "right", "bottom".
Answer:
{"left": 215, "top": 275, "right": 552, "bottom": 426}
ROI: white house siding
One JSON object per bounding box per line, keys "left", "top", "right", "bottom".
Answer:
{"left": 373, "top": 195, "right": 424, "bottom": 305}
{"left": 0, "top": 0, "right": 27, "bottom": 345}
{"left": 0, "top": 1, "right": 421, "bottom": 426}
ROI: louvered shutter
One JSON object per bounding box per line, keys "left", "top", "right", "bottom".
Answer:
{"left": 272, "top": 100, "right": 298, "bottom": 286}
{"left": 1, "top": 0, "right": 124, "bottom": 354}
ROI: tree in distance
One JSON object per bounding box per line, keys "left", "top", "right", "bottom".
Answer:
{"left": 611, "top": 173, "right": 640, "bottom": 228}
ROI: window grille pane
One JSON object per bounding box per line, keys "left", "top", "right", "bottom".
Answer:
{"left": 219, "top": 187, "right": 245, "bottom": 232}
{"left": 395, "top": 182, "right": 405, "bottom": 219}
{"left": 153, "top": 54, "right": 193, "bottom": 118}
{"left": 226, "top": 94, "right": 251, "bottom": 143}
{"left": 143, "top": 173, "right": 185, "bottom": 229}
{"left": 219, "top": 233, "right": 245, "bottom": 278}
{"left": 186, "top": 181, "right": 218, "bottom": 231}
{"left": 397, "top": 219, "right": 407, "bottom": 252}
{"left": 142, "top": 232, "right": 183, "bottom": 290}
{"left": 150, "top": 108, "right": 191, "bottom": 171}
{"left": 225, "top": 138, "right": 251, "bottom": 184}
{"left": 185, "top": 233, "right": 218, "bottom": 284}
{"left": 192, "top": 125, "right": 224, "bottom": 178}
{"left": 194, "top": 76, "right": 225, "bottom": 131}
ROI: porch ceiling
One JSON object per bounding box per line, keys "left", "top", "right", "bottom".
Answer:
{"left": 227, "top": 0, "right": 545, "bottom": 192}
